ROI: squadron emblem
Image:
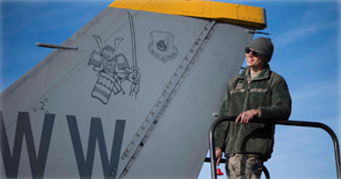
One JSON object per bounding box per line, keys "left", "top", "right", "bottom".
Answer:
{"left": 148, "top": 30, "right": 178, "bottom": 63}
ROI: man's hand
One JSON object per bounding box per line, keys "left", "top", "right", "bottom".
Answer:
{"left": 215, "top": 148, "right": 222, "bottom": 166}
{"left": 235, "top": 109, "right": 260, "bottom": 124}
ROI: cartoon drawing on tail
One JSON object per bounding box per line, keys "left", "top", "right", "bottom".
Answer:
{"left": 88, "top": 12, "right": 141, "bottom": 105}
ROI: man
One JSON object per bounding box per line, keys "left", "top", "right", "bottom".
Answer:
{"left": 215, "top": 37, "right": 292, "bottom": 179}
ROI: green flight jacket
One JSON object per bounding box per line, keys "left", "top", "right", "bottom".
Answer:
{"left": 215, "top": 65, "right": 291, "bottom": 159}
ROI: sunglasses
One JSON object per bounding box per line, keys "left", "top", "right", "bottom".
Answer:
{"left": 245, "top": 47, "right": 260, "bottom": 57}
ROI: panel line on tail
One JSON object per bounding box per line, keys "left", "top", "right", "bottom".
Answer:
{"left": 114, "top": 20, "right": 218, "bottom": 179}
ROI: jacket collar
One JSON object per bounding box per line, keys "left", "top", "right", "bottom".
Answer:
{"left": 238, "top": 64, "right": 271, "bottom": 80}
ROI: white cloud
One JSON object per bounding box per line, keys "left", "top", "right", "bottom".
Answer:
{"left": 290, "top": 77, "right": 339, "bottom": 101}
{"left": 291, "top": 83, "right": 340, "bottom": 101}
{"left": 290, "top": 82, "right": 340, "bottom": 119}
{"left": 274, "top": 20, "right": 339, "bottom": 48}
{"left": 273, "top": 1, "right": 340, "bottom": 49}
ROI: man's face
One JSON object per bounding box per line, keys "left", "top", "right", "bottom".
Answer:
{"left": 245, "top": 48, "right": 265, "bottom": 69}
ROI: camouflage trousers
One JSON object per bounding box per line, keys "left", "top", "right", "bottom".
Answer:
{"left": 225, "top": 154, "right": 264, "bottom": 179}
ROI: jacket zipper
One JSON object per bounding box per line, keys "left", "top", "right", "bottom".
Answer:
{"left": 243, "top": 76, "right": 251, "bottom": 112}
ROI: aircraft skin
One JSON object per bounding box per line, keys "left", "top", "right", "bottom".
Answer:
{"left": 0, "top": 1, "right": 264, "bottom": 178}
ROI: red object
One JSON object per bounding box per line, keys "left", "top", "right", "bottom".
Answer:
{"left": 216, "top": 168, "right": 224, "bottom": 175}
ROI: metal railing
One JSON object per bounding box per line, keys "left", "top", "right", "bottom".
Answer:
{"left": 208, "top": 116, "right": 341, "bottom": 179}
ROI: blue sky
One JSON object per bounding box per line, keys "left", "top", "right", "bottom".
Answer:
{"left": 1, "top": 1, "right": 340, "bottom": 179}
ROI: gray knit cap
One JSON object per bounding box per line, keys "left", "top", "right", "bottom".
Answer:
{"left": 245, "top": 37, "right": 274, "bottom": 63}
